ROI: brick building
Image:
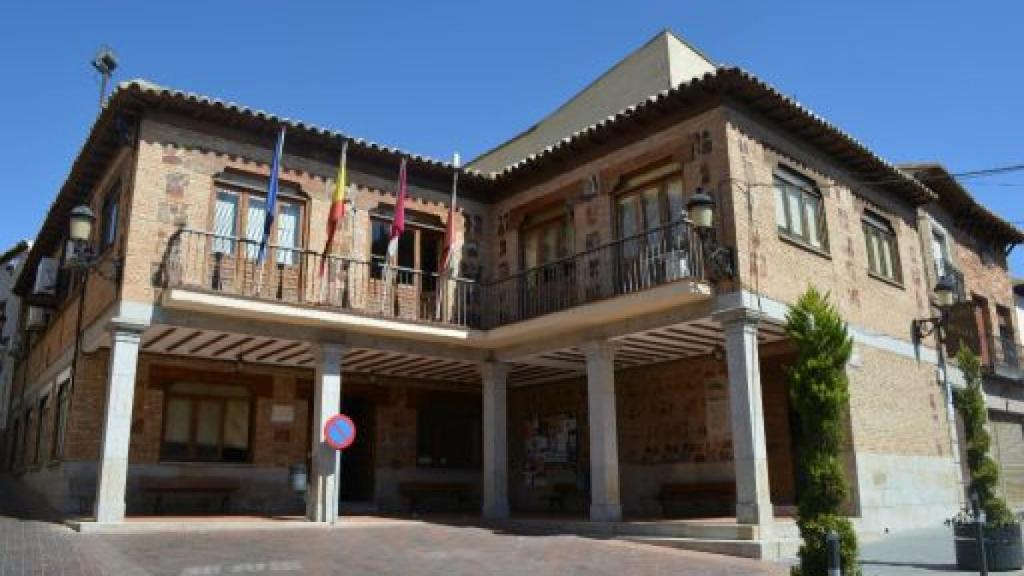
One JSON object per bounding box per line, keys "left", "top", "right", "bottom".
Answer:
{"left": 4, "top": 30, "right": 1023, "bottom": 558}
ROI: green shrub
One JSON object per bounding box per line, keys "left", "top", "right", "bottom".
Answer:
{"left": 954, "top": 346, "right": 1015, "bottom": 526}
{"left": 785, "top": 287, "right": 859, "bottom": 576}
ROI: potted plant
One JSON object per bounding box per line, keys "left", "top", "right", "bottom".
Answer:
{"left": 951, "top": 347, "right": 1023, "bottom": 571}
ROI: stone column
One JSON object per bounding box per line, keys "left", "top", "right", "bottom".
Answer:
{"left": 481, "top": 362, "right": 510, "bottom": 519}
{"left": 307, "top": 342, "right": 345, "bottom": 523}
{"left": 714, "top": 307, "right": 773, "bottom": 529}
{"left": 94, "top": 319, "right": 146, "bottom": 523}
{"left": 582, "top": 340, "right": 621, "bottom": 522}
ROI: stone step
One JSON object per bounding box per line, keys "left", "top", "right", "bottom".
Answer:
{"left": 493, "top": 518, "right": 760, "bottom": 540}
{"left": 613, "top": 520, "right": 758, "bottom": 540}
{"left": 621, "top": 535, "right": 803, "bottom": 560}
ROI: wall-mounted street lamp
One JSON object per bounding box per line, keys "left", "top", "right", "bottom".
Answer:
{"left": 63, "top": 203, "right": 122, "bottom": 427}
{"left": 912, "top": 275, "right": 956, "bottom": 342}
{"left": 686, "top": 187, "right": 734, "bottom": 281}
{"left": 913, "top": 275, "right": 963, "bottom": 507}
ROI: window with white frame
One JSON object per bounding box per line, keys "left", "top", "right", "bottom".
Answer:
{"left": 932, "top": 228, "right": 951, "bottom": 279}
{"left": 211, "top": 187, "right": 303, "bottom": 265}
{"left": 212, "top": 191, "right": 238, "bottom": 254}
{"left": 863, "top": 211, "right": 902, "bottom": 283}
{"left": 773, "top": 168, "right": 827, "bottom": 251}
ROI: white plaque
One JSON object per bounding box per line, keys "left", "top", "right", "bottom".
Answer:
{"left": 271, "top": 404, "right": 295, "bottom": 424}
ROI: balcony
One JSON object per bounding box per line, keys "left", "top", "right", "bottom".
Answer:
{"left": 164, "top": 229, "right": 480, "bottom": 328}
{"left": 162, "top": 220, "right": 709, "bottom": 332}
{"left": 933, "top": 258, "right": 966, "bottom": 304}
{"left": 986, "top": 334, "right": 1024, "bottom": 381}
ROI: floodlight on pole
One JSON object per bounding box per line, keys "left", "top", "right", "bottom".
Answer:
{"left": 92, "top": 46, "right": 118, "bottom": 110}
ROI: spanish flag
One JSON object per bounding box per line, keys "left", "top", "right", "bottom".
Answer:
{"left": 320, "top": 140, "right": 348, "bottom": 276}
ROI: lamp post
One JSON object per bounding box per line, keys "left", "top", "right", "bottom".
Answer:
{"left": 63, "top": 204, "right": 121, "bottom": 451}
{"left": 913, "top": 275, "right": 961, "bottom": 505}
{"left": 686, "top": 188, "right": 733, "bottom": 282}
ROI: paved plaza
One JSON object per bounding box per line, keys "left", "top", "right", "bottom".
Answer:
{"left": 1, "top": 474, "right": 786, "bottom": 576}
{"left": 1, "top": 474, "right": 1003, "bottom": 576}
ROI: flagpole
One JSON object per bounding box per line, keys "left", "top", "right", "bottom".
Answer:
{"left": 321, "top": 140, "right": 348, "bottom": 304}
{"left": 384, "top": 157, "right": 408, "bottom": 317}
{"left": 437, "top": 152, "right": 459, "bottom": 322}
{"left": 256, "top": 126, "right": 286, "bottom": 296}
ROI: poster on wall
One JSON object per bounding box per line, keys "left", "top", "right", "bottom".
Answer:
{"left": 523, "top": 413, "right": 578, "bottom": 488}
{"left": 705, "top": 380, "right": 731, "bottom": 441}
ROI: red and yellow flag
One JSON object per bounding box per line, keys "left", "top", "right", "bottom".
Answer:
{"left": 320, "top": 140, "right": 348, "bottom": 276}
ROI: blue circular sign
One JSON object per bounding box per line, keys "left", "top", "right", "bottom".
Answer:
{"left": 324, "top": 414, "right": 356, "bottom": 451}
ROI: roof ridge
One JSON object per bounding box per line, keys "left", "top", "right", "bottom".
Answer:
{"left": 116, "top": 78, "right": 485, "bottom": 177}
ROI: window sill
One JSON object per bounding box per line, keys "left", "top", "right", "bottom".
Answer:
{"left": 867, "top": 271, "right": 905, "bottom": 290}
{"left": 777, "top": 233, "right": 831, "bottom": 260}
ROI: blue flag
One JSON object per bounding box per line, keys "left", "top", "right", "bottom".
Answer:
{"left": 258, "top": 126, "right": 286, "bottom": 264}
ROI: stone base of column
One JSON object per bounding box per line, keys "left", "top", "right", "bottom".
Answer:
{"left": 589, "top": 503, "right": 622, "bottom": 522}
{"left": 483, "top": 501, "right": 510, "bottom": 520}
{"left": 736, "top": 502, "right": 773, "bottom": 530}
{"left": 94, "top": 458, "right": 128, "bottom": 523}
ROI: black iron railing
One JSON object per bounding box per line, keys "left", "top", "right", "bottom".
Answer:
{"left": 479, "top": 219, "right": 704, "bottom": 328}
{"left": 940, "top": 263, "right": 967, "bottom": 304}
{"left": 164, "top": 220, "right": 708, "bottom": 330}
{"left": 165, "top": 229, "right": 479, "bottom": 327}
{"left": 987, "top": 334, "right": 1024, "bottom": 377}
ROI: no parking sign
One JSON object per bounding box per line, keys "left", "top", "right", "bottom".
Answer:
{"left": 324, "top": 413, "right": 356, "bottom": 451}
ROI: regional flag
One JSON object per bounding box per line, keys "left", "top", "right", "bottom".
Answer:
{"left": 257, "top": 126, "right": 286, "bottom": 265}
{"left": 320, "top": 140, "right": 349, "bottom": 276}
{"left": 387, "top": 158, "right": 408, "bottom": 264}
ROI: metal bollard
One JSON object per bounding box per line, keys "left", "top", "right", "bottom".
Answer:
{"left": 972, "top": 492, "right": 988, "bottom": 576}
{"left": 826, "top": 530, "right": 841, "bottom": 576}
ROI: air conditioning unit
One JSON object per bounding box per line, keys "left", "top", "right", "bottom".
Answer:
{"left": 33, "top": 257, "right": 58, "bottom": 296}
{"left": 25, "top": 306, "right": 50, "bottom": 331}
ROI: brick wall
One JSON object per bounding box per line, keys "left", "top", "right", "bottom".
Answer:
{"left": 123, "top": 113, "right": 486, "bottom": 314}
{"left": 507, "top": 352, "right": 796, "bottom": 515}
{"left": 724, "top": 109, "right": 931, "bottom": 341}
{"left": 488, "top": 109, "right": 729, "bottom": 286}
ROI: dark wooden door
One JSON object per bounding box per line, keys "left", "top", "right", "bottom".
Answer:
{"left": 339, "top": 396, "right": 375, "bottom": 502}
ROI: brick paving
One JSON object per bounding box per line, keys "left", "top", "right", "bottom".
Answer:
{"left": 1, "top": 474, "right": 784, "bottom": 575}
{"left": 0, "top": 474, "right": 144, "bottom": 576}
{"left": 92, "top": 522, "right": 786, "bottom": 576}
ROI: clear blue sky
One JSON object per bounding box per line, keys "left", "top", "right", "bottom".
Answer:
{"left": 2, "top": 1, "right": 1022, "bottom": 275}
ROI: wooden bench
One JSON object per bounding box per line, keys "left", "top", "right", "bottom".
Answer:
{"left": 398, "top": 482, "right": 473, "bottom": 514}
{"left": 657, "top": 482, "right": 735, "bottom": 518}
{"left": 139, "top": 476, "right": 241, "bottom": 514}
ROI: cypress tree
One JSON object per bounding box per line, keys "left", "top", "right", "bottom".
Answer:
{"left": 785, "top": 287, "right": 859, "bottom": 576}
{"left": 954, "top": 346, "right": 1014, "bottom": 526}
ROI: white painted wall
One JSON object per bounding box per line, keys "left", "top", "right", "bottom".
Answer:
{"left": 0, "top": 246, "right": 28, "bottom": 431}
{"left": 1015, "top": 284, "right": 1024, "bottom": 348}
{"left": 469, "top": 30, "right": 715, "bottom": 174}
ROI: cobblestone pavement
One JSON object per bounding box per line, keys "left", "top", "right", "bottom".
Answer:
{"left": 1, "top": 475, "right": 785, "bottom": 575}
